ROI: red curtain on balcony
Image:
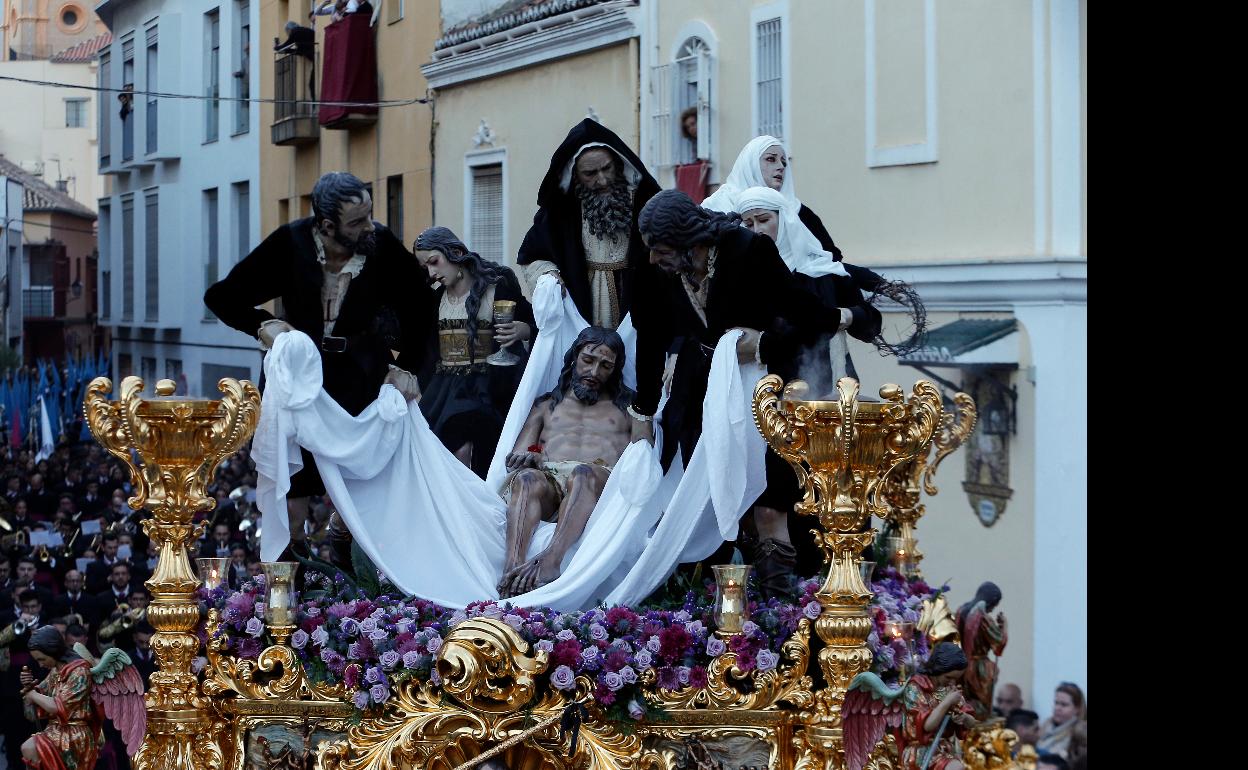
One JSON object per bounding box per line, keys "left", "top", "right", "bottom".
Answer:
{"left": 318, "top": 13, "right": 378, "bottom": 127}
{"left": 674, "top": 161, "right": 710, "bottom": 204}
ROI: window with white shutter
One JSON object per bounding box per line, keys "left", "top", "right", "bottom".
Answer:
{"left": 469, "top": 163, "right": 503, "bottom": 265}
{"left": 751, "top": 2, "right": 789, "bottom": 142}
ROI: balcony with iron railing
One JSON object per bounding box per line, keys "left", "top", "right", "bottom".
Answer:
{"left": 271, "top": 42, "right": 319, "bottom": 146}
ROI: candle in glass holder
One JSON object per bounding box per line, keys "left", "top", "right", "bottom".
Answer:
{"left": 712, "top": 564, "right": 752, "bottom": 638}
{"left": 196, "top": 557, "right": 229, "bottom": 592}
{"left": 261, "top": 561, "right": 298, "bottom": 629}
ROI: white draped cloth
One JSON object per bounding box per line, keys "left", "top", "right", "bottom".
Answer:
{"left": 253, "top": 315, "right": 766, "bottom": 611}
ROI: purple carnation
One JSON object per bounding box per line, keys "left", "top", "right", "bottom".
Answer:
{"left": 550, "top": 665, "right": 577, "bottom": 691}
{"left": 352, "top": 690, "right": 370, "bottom": 709}
{"left": 602, "top": 671, "right": 624, "bottom": 691}
{"left": 244, "top": 617, "right": 265, "bottom": 638}
{"left": 290, "top": 629, "right": 309, "bottom": 650}
{"left": 803, "top": 601, "right": 822, "bottom": 620}
{"left": 706, "top": 637, "right": 726, "bottom": 657}
{"left": 369, "top": 684, "right": 390, "bottom": 704}
{"left": 321, "top": 648, "right": 343, "bottom": 666}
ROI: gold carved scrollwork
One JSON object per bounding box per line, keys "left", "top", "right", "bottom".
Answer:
{"left": 962, "top": 722, "right": 1025, "bottom": 770}
{"left": 917, "top": 594, "right": 961, "bottom": 646}
{"left": 646, "top": 618, "right": 813, "bottom": 711}
{"left": 318, "top": 618, "right": 661, "bottom": 770}
{"left": 924, "top": 391, "right": 978, "bottom": 496}
{"left": 84, "top": 376, "right": 261, "bottom": 770}
{"left": 204, "top": 609, "right": 346, "bottom": 702}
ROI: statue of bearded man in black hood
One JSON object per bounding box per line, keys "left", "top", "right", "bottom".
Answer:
{"left": 517, "top": 119, "right": 661, "bottom": 330}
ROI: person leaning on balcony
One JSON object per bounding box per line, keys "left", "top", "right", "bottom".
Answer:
{"left": 204, "top": 172, "right": 435, "bottom": 568}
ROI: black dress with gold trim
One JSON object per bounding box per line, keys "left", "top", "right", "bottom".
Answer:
{"left": 418, "top": 269, "right": 534, "bottom": 478}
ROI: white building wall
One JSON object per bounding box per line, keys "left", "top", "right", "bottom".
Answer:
{"left": 95, "top": 0, "right": 261, "bottom": 396}
{"left": 0, "top": 58, "right": 105, "bottom": 211}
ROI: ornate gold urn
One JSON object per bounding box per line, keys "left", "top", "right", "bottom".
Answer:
{"left": 85, "top": 375, "right": 260, "bottom": 770}
{"left": 752, "top": 375, "right": 943, "bottom": 770}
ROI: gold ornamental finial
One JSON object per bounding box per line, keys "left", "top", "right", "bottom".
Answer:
{"left": 752, "top": 374, "right": 945, "bottom": 770}
{"left": 84, "top": 375, "right": 260, "bottom": 770}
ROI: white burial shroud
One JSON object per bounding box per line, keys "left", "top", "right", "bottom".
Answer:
{"left": 253, "top": 293, "right": 766, "bottom": 611}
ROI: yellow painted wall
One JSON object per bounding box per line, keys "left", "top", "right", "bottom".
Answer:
{"left": 656, "top": 0, "right": 1039, "bottom": 264}
{"left": 430, "top": 42, "right": 639, "bottom": 270}
{"left": 258, "top": 0, "right": 437, "bottom": 244}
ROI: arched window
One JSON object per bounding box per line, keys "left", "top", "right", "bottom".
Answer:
{"left": 648, "top": 24, "right": 716, "bottom": 172}
{"left": 673, "top": 36, "right": 711, "bottom": 164}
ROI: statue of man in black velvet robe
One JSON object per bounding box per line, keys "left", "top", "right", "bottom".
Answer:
{"left": 204, "top": 171, "right": 434, "bottom": 565}
{"left": 517, "top": 119, "right": 661, "bottom": 330}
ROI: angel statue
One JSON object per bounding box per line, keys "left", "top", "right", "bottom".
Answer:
{"left": 18, "top": 626, "right": 146, "bottom": 769}
{"left": 843, "top": 642, "right": 978, "bottom": 770}
{"left": 955, "top": 582, "right": 1007, "bottom": 721}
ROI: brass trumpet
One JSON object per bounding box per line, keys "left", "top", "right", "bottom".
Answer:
{"left": 98, "top": 604, "right": 145, "bottom": 641}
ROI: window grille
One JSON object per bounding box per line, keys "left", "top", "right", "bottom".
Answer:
{"left": 469, "top": 164, "right": 503, "bottom": 265}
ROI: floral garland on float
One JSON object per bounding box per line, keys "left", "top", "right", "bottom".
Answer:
{"left": 204, "top": 564, "right": 947, "bottom": 724}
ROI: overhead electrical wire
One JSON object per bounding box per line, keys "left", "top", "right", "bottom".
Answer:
{"left": 0, "top": 73, "right": 431, "bottom": 109}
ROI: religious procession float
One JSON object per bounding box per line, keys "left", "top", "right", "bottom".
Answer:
{"left": 79, "top": 369, "right": 1029, "bottom": 770}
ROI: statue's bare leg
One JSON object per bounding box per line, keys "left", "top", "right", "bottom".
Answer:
{"left": 509, "top": 464, "right": 607, "bottom": 596}
{"left": 498, "top": 469, "right": 555, "bottom": 597}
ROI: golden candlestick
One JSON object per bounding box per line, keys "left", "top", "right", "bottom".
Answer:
{"left": 753, "top": 375, "right": 942, "bottom": 770}
{"left": 85, "top": 375, "right": 260, "bottom": 770}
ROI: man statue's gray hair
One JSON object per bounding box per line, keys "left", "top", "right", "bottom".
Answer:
{"left": 311, "top": 172, "right": 369, "bottom": 228}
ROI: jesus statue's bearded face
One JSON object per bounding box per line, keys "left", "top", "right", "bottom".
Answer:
{"left": 570, "top": 343, "right": 618, "bottom": 405}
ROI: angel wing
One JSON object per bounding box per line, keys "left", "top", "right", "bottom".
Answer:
{"left": 844, "top": 672, "right": 906, "bottom": 770}
{"left": 76, "top": 643, "right": 147, "bottom": 756}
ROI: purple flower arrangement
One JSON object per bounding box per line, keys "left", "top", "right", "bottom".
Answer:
{"left": 207, "top": 569, "right": 942, "bottom": 721}
{"left": 865, "top": 566, "right": 948, "bottom": 683}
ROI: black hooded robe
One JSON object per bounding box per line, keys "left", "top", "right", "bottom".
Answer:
{"left": 517, "top": 119, "right": 662, "bottom": 327}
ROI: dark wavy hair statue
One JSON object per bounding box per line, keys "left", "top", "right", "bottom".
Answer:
{"left": 923, "top": 641, "right": 969, "bottom": 676}
{"left": 972, "top": 581, "right": 1003, "bottom": 610}
{"left": 29, "top": 625, "right": 75, "bottom": 661}
{"left": 311, "top": 171, "right": 369, "bottom": 229}
{"left": 414, "top": 226, "right": 509, "bottom": 363}
{"left": 637, "top": 190, "right": 742, "bottom": 283}
{"left": 545, "top": 326, "right": 634, "bottom": 412}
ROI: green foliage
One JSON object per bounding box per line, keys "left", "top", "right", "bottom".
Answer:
{"left": 350, "top": 541, "right": 382, "bottom": 596}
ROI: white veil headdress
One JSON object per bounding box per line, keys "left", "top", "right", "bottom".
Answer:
{"left": 734, "top": 186, "right": 848, "bottom": 279}
{"left": 701, "top": 135, "right": 798, "bottom": 214}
